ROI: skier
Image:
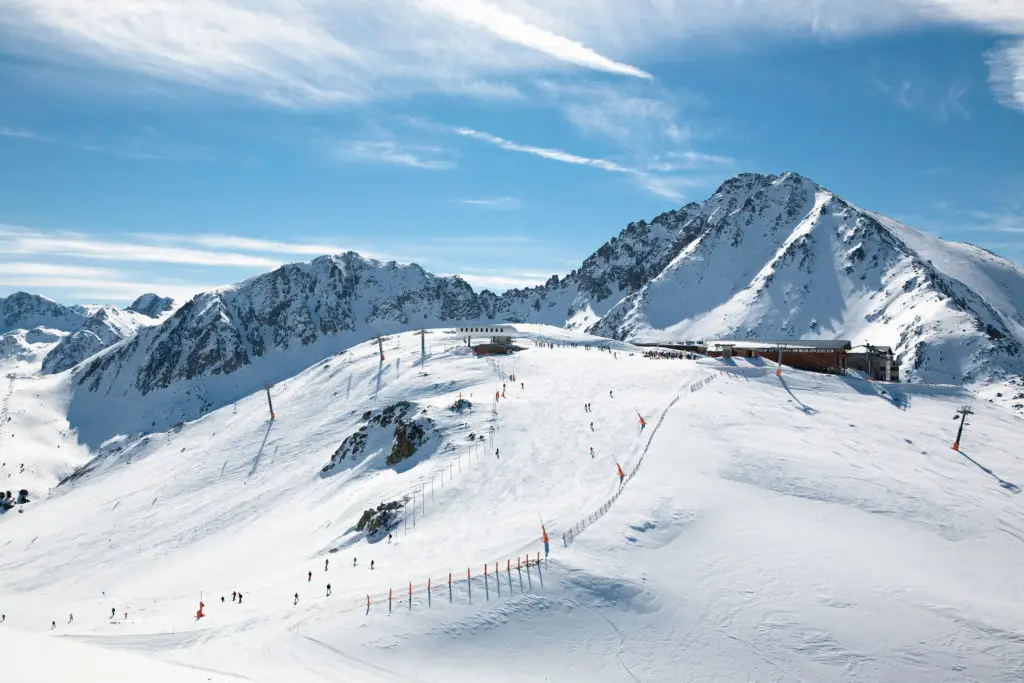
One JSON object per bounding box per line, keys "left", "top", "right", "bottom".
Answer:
{"left": 294, "top": 593, "right": 299, "bottom": 606}
{"left": 308, "top": 570, "right": 312, "bottom": 583}
{"left": 1, "top": 614, "right": 5, "bottom": 623}
{"left": 110, "top": 607, "right": 116, "bottom": 619}
{"left": 590, "top": 447, "right": 594, "bottom": 458}
{"left": 387, "top": 533, "right": 392, "bottom": 544}
{"left": 326, "top": 584, "right": 332, "bottom": 597}
{"left": 609, "top": 390, "right": 614, "bottom": 398}
{"left": 232, "top": 591, "right": 237, "bottom": 602}
{"left": 590, "top": 421, "right": 594, "bottom": 431}
{"left": 325, "top": 558, "right": 329, "bottom": 572}
{"left": 238, "top": 593, "right": 243, "bottom": 604}
{"left": 495, "top": 447, "right": 500, "bottom": 459}
{"left": 521, "top": 382, "right": 524, "bottom": 390}
{"left": 370, "top": 560, "right": 375, "bottom": 570}
{"left": 51, "top": 620, "right": 55, "bottom": 630}
{"left": 124, "top": 611, "right": 127, "bottom": 620}
{"left": 221, "top": 596, "right": 225, "bottom": 603}
{"left": 68, "top": 613, "right": 73, "bottom": 623}
{"left": 353, "top": 557, "right": 357, "bottom": 567}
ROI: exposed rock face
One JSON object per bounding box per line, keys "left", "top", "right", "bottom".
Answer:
{"left": 127, "top": 294, "right": 174, "bottom": 318}
{"left": 42, "top": 306, "right": 154, "bottom": 374}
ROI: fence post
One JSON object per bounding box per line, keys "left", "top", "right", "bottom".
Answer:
{"left": 517, "top": 557, "right": 524, "bottom": 591}
{"left": 537, "top": 552, "right": 543, "bottom": 588}
{"left": 448, "top": 572, "right": 452, "bottom": 603}
{"left": 388, "top": 588, "right": 392, "bottom": 614}
{"left": 484, "top": 564, "right": 489, "bottom": 601}
{"left": 408, "top": 582, "right": 412, "bottom": 611}
{"left": 366, "top": 594, "right": 370, "bottom": 615}
{"left": 526, "top": 556, "right": 533, "bottom": 590}
{"left": 495, "top": 562, "right": 501, "bottom": 597}
{"left": 507, "top": 559, "right": 513, "bottom": 594}
{"left": 467, "top": 567, "right": 472, "bottom": 604}
{"left": 428, "top": 578, "right": 431, "bottom": 608}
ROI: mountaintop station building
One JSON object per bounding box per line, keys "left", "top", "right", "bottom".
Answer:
{"left": 456, "top": 325, "right": 518, "bottom": 354}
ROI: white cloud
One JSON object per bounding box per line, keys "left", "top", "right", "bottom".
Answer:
{"left": 334, "top": 139, "right": 455, "bottom": 170}
{"left": 455, "top": 196, "right": 521, "bottom": 209}
{"left": 986, "top": 40, "right": 1024, "bottom": 113}
{"left": 0, "top": 225, "right": 282, "bottom": 268}
{"left": 454, "top": 126, "right": 705, "bottom": 201}
{"left": 454, "top": 126, "right": 638, "bottom": 174}
{"left": 5, "top": 1, "right": 1023, "bottom": 117}
{"left": 0, "top": 262, "right": 122, "bottom": 278}
{"left": 448, "top": 271, "right": 548, "bottom": 292}
{"left": 418, "top": 0, "right": 650, "bottom": 79}
{"left": 0, "top": 126, "right": 51, "bottom": 141}
{"left": 158, "top": 234, "right": 367, "bottom": 257}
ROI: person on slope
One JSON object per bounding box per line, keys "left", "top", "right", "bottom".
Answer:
{"left": 495, "top": 447, "right": 500, "bottom": 460}
{"left": 590, "top": 447, "right": 594, "bottom": 458}
{"left": 68, "top": 613, "right": 73, "bottom": 623}
{"left": 521, "top": 382, "right": 524, "bottom": 390}
{"left": 51, "top": 620, "right": 55, "bottom": 630}
{"left": 110, "top": 607, "right": 116, "bottom": 619}
{"left": 221, "top": 596, "right": 225, "bottom": 603}
{"left": 370, "top": 560, "right": 375, "bottom": 570}
{"left": 232, "top": 591, "right": 237, "bottom": 602}
{"left": 325, "top": 558, "right": 329, "bottom": 572}
{"left": 326, "top": 584, "right": 332, "bottom": 597}
{"left": 238, "top": 593, "right": 243, "bottom": 604}
{"left": 590, "top": 421, "right": 594, "bottom": 431}
{"left": 387, "top": 533, "right": 392, "bottom": 543}
{"left": 353, "top": 557, "right": 357, "bottom": 567}
{"left": 308, "top": 570, "right": 312, "bottom": 582}
{"left": 294, "top": 593, "right": 299, "bottom": 606}
{"left": 609, "top": 390, "right": 614, "bottom": 398}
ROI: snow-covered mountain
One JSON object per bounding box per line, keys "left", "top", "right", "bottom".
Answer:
{"left": 41, "top": 305, "right": 161, "bottom": 375}
{"left": 127, "top": 293, "right": 175, "bottom": 318}
{"left": 589, "top": 173, "right": 1024, "bottom": 388}
{"left": 0, "top": 291, "right": 87, "bottom": 335}
{"left": 64, "top": 172, "right": 1024, "bottom": 445}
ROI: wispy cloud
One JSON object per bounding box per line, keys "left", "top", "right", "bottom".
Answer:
{"left": 334, "top": 139, "right": 455, "bottom": 170}
{"left": 419, "top": 0, "right": 650, "bottom": 79}
{"left": 0, "top": 274, "right": 209, "bottom": 305}
{"left": 448, "top": 271, "right": 550, "bottom": 291}
{"left": 454, "top": 125, "right": 701, "bottom": 201}
{"left": 0, "top": 126, "right": 52, "bottom": 142}
{"left": 454, "top": 126, "right": 637, "bottom": 174}
{"left": 986, "top": 40, "right": 1024, "bottom": 113}
{"left": 150, "top": 234, "right": 366, "bottom": 256}
{"left": 0, "top": 225, "right": 282, "bottom": 268}
{"left": 454, "top": 196, "right": 521, "bottom": 209}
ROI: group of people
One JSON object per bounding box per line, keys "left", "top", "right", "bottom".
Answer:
{"left": 642, "top": 349, "right": 696, "bottom": 360}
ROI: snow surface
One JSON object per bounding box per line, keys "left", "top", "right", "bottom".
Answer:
{"left": 1, "top": 325, "right": 1022, "bottom": 682}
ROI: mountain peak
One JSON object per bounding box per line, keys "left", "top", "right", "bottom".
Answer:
{"left": 127, "top": 293, "right": 175, "bottom": 318}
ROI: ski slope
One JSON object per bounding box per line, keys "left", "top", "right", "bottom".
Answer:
{"left": 1, "top": 325, "right": 1022, "bottom": 682}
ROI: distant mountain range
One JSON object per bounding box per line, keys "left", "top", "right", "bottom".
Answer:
{"left": 3, "top": 172, "right": 1021, "bottom": 445}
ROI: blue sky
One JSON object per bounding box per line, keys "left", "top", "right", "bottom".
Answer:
{"left": 0, "top": 0, "right": 1022, "bottom": 305}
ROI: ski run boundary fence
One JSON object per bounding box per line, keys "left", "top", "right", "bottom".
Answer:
{"left": 562, "top": 371, "right": 719, "bottom": 548}
{"left": 359, "top": 552, "right": 547, "bottom": 615}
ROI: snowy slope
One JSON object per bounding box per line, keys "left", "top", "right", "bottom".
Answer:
{"left": 1, "top": 325, "right": 1022, "bottom": 682}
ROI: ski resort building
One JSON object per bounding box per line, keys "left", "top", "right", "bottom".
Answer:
{"left": 846, "top": 344, "right": 900, "bottom": 382}
{"left": 705, "top": 339, "right": 853, "bottom": 376}
{"left": 455, "top": 325, "right": 519, "bottom": 355}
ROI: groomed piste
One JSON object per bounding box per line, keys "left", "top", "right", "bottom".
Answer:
{"left": 1, "top": 324, "right": 1022, "bottom": 682}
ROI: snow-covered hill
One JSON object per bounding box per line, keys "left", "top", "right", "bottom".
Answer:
{"left": 126, "top": 293, "right": 175, "bottom": 318}
{"left": 1, "top": 326, "right": 1022, "bottom": 682}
